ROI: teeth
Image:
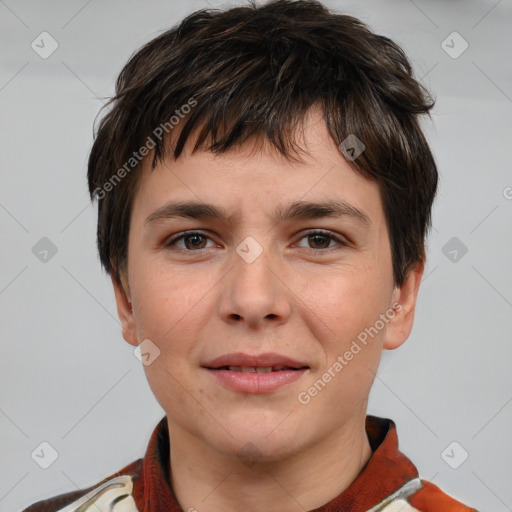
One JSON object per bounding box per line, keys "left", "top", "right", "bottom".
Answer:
{"left": 226, "top": 366, "right": 294, "bottom": 373}
{"left": 228, "top": 366, "right": 259, "bottom": 372}
{"left": 255, "top": 367, "right": 273, "bottom": 373}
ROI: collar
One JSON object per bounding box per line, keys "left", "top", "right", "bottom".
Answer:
{"left": 132, "top": 415, "right": 419, "bottom": 511}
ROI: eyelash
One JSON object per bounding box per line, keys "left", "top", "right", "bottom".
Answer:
{"left": 165, "top": 229, "right": 348, "bottom": 254}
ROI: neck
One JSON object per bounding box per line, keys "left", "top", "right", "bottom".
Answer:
{"left": 168, "top": 414, "right": 372, "bottom": 512}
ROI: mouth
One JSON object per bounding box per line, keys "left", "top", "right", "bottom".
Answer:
{"left": 203, "top": 352, "right": 309, "bottom": 370}
{"left": 202, "top": 353, "right": 310, "bottom": 393}
{"left": 207, "top": 365, "right": 309, "bottom": 373}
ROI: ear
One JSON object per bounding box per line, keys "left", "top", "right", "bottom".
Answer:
{"left": 382, "top": 261, "right": 424, "bottom": 350}
{"left": 111, "top": 268, "right": 138, "bottom": 347}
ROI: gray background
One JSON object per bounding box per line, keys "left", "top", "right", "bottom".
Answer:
{"left": 1, "top": 0, "right": 511, "bottom": 510}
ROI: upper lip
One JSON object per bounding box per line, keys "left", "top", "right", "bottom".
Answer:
{"left": 203, "top": 352, "right": 309, "bottom": 369}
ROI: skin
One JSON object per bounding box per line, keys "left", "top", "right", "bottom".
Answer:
{"left": 112, "top": 107, "right": 423, "bottom": 511}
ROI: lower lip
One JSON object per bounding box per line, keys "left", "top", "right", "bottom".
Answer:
{"left": 204, "top": 368, "right": 308, "bottom": 393}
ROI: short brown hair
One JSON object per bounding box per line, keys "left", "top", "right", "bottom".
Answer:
{"left": 88, "top": 0, "right": 437, "bottom": 290}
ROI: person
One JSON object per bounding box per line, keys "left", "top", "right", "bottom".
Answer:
{"left": 22, "top": 0, "right": 477, "bottom": 510}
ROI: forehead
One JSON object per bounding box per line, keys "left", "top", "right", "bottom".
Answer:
{"left": 131, "top": 108, "right": 384, "bottom": 227}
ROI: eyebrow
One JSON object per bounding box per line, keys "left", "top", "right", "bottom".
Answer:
{"left": 144, "top": 199, "right": 371, "bottom": 228}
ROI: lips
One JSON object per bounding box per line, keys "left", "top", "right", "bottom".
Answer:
{"left": 202, "top": 352, "right": 310, "bottom": 394}
{"left": 219, "top": 366, "right": 300, "bottom": 373}
{"left": 203, "top": 352, "right": 309, "bottom": 371}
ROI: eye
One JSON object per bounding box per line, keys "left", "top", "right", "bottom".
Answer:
{"left": 165, "top": 229, "right": 348, "bottom": 253}
{"left": 165, "top": 231, "right": 216, "bottom": 251}
{"left": 295, "top": 230, "right": 347, "bottom": 251}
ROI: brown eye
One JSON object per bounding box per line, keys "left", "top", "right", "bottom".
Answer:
{"left": 166, "top": 231, "right": 214, "bottom": 251}
{"left": 307, "top": 233, "right": 333, "bottom": 249}
{"left": 183, "top": 234, "right": 207, "bottom": 250}
{"left": 296, "top": 230, "right": 346, "bottom": 251}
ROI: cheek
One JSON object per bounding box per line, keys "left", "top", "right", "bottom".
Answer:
{"left": 298, "top": 273, "right": 388, "bottom": 417}
{"left": 301, "top": 262, "right": 391, "bottom": 398}
{"left": 131, "top": 265, "right": 212, "bottom": 344}
{"left": 312, "top": 262, "right": 391, "bottom": 333}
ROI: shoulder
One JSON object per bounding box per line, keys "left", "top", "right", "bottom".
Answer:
{"left": 379, "top": 478, "right": 479, "bottom": 512}
{"left": 20, "top": 459, "right": 142, "bottom": 512}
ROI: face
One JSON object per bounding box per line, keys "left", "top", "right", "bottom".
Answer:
{"left": 113, "top": 108, "right": 422, "bottom": 462}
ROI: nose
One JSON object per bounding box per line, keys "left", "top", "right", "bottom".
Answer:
{"left": 218, "top": 240, "right": 292, "bottom": 330}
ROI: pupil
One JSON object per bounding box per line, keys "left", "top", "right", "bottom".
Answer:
{"left": 186, "top": 235, "right": 205, "bottom": 250}
{"left": 310, "top": 234, "right": 329, "bottom": 249}
{"left": 183, "top": 234, "right": 330, "bottom": 250}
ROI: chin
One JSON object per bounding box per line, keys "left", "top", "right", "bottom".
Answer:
{"left": 209, "top": 414, "right": 310, "bottom": 462}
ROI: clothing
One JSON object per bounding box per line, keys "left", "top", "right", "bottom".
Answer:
{"left": 22, "top": 415, "right": 477, "bottom": 511}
